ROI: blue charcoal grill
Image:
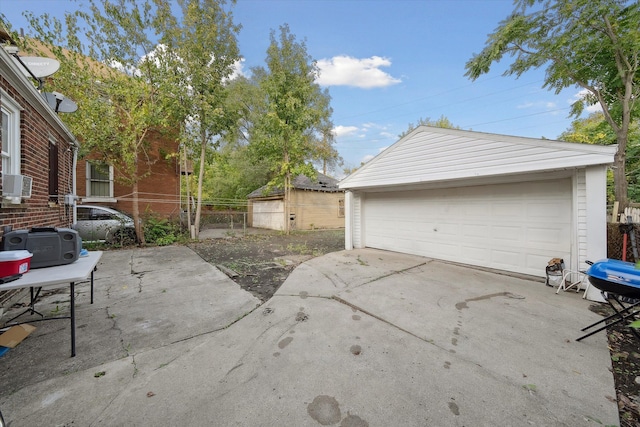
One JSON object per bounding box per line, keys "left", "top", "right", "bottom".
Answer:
{"left": 586, "top": 259, "right": 640, "bottom": 299}
{"left": 578, "top": 259, "right": 640, "bottom": 342}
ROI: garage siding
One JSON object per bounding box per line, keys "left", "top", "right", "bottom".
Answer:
{"left": 353, "top": 193, "right": 363, "bottom": 248}
{"left": 362, "top": 179, "right": 572, "bottom": 276}
{"left": 575, "top": 169, "right": 588, "bottom": 269}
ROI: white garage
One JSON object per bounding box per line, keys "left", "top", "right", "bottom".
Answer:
{"left": 340, "top": 126, "right": 616, "bottom": 280}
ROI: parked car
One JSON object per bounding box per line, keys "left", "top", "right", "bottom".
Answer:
{"left": 73, "top": 205, "right": 137, "bottom": 244}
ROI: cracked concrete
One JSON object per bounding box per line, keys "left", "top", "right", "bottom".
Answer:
{"left": 0, "top": 246, "right": 619, "bottom": 426}
{"left": 0, "top": 245, "right": 260, "bottom": 405}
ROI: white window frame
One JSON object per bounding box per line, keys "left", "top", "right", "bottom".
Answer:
{"left": 84, "top": 160, "right": 116, "bottom": 202}
{"left": 1, "top": 90, "right": 22, "bottom": 177}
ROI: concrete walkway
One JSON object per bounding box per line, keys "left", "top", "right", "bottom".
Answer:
{"left": 0, "top": 246, "right": 618, "bottom": 426}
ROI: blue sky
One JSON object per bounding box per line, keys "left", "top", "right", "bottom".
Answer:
{"left": 1, "top": 0, "right": 588, "bottom": 175}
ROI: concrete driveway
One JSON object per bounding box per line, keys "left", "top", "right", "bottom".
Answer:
{"left": 0, "top": 246, "right": 618, "bottom": 426}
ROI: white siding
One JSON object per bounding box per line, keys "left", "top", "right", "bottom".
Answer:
{"left": 353, "top": 192, "right": 363, "bottom": 249}
{"left": 341, "top": 127, "right": 617, "bottom": 190}
{"left": 575, "top": 169, "right": 588, "bottom": 270}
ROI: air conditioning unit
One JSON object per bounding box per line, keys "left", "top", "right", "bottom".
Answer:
{"left": 2, "top": 174, "right": 33, "bottom": 199}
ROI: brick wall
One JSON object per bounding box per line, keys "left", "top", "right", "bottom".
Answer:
{"left": 1, "top": 74, "right": 75, "bottom": 238}
{"left": 75, "top": 129, "right": 182, "bottom": 219}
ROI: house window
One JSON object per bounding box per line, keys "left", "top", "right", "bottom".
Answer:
{"left": 86, "top": 161, "right": 114, "bottom": 199}
{"left": 48, "top": 139, "right": 59, "bottom": 201}
{"left": 338, "top": 199, "right": 345, "bottom": 217}
{"left": 1, "top": 91, "right": 22, "bottom": 176}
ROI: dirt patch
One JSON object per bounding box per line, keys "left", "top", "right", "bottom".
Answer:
{"left": 188, "top": 229, "right": 345, "bottom": 302}
{"left": 592, "top": 303, "right": 640, "bottom": 427}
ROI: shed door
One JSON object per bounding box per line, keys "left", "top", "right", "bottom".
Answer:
{"left": 252, "top": 200, "right": 284, "bottom": 230}
{"left": 362, "top": 179, "right": 572, "bottom": 276}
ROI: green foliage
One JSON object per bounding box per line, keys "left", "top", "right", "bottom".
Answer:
{"left": 465, "top": 0, "right": 640, "bottom": 207}
{"left": 399, "top": 115, "right": 461, "bottom": 139}
{"left": 21, "top": 1, "right": 173, "bottom": 186}
{"left": 153, "top": 0, "right": 241, "bottom": 236}
{"left": 250, "top": 24, "right": 334, "bottom": 190}
{"left": 559, "top": 113, "right": 640, "bottom": 202}
{"left": 18, "top": 0, "right": 188, "bottom": 244}
{"left": 558, "top": 113, "right": 618, "bottom": 146}
{"left": 204, "top": 145, "right": 271, "bottom": 202}
{"left": 143, "top": 216, "right": 182, "bottom": 246}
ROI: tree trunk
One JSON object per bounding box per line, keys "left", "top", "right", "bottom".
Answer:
{"left": 194, "top": 127, "right": 207, "bottom": 239}
{"left": 615, "top": 129, "right": 629, "bottom": 209}
{"left": 132, "top": 180, "right": 146, "bottom": 245}
{"left": 183, "top": 142, "right": 193, "bottom": 237}
{"left": 284, "top": 150, "right": 290, "bottom": 235}
{"left": 284, "top": 172, "right": 291, "bottom": 235}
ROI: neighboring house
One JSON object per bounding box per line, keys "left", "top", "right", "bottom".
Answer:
{"left": 75, "top": 128, "right": 182, "bottom": 219}
{"left": 248, "top": 173, "right": 345, "bottom": 231}
{"left": 339, "top": 126, "right": 616, "bottom": 282}
{"left": 0, "top": 32, "right": 78, "bottom": 235}
{"left": 16, "top": 36, "right": 183, "bottom": 220}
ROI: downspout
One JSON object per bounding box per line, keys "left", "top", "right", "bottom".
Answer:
{"left": 71, "top": 141, "right": 79, "bottom": 226}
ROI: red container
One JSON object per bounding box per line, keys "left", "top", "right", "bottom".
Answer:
{"left": 0, "top": 250, "right": 33, "bottom": 278}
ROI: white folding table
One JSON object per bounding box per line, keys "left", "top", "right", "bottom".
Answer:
{"left": 0, "top": 251, "right": 103, "bottom": 357}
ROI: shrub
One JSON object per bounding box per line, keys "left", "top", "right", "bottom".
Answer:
{"left": 143, "top": 216, "right": 182, "bottom": 246}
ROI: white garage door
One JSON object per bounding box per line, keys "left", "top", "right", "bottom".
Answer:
{"left": 362, "top": 179, "right": 572, "bottom": 276}
{"left": 252, "top": 200, "right": 284, "bottom": 230}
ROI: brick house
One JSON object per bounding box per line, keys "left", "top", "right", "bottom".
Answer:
{"left": 0, "top": 36, "right": 78, "bottom": 236}
{"left": 1, "top": 33, "right": 80, "bottom": 307}
{"left": 16, "top": 35, "right": 184, "bottom": 221}
{"left": 75, "top": 128, "right": 182, "bottom": 220}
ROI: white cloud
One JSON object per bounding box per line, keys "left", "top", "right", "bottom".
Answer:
{"left": 360, "top": 146, "right": 389, "bottom": 165}
{"left": 361, "top": 154, "right": 375, "bottom": 163}
{"left": 316, "top": 55, "right": 401, "bottom": 88}
{"left": 229, "top": 58, "right": 247, "bottom": 80}
{"left": 571, "top": 88, "right": 603, "bottom": 113}
{"left": 516, "top": 100, "right": 557, "bottom": 110}
{"left": 332, "top": 125, "right": 360, "bottom": 137}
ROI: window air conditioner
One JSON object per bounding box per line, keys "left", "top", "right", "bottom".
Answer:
{"left": 2, "top": 174, "right": 33, "bottom": 198}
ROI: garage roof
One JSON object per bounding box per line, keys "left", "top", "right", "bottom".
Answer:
{"left": 248, "top": 172, "right": 341, "bottom": 199}
{"left": 339, "top": 126, "right": 617, "bottom": 190}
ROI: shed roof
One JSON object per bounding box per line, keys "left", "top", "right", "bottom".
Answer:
{"left": 339, "top": 126, "right": 617, "bottom": 190}
{"left": 248, "top": 172, "right": 342, "bottom": 199}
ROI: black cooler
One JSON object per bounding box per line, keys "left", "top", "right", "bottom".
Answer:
{"left": 1, "top": 228, "right": 82, "bottom": 268}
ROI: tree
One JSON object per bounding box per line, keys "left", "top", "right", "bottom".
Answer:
{"left": 559, "top": 112, "right": 640, "bottom": 201}
{"left": 465, "top": 0, "right": 640, "bottom": 207}
{"left": 18, "top": 0, "right": 177, "bottom": 245}
{"left": 558, "top": 112, "right": 617, "bottom": 145}
{"left": 155, "top": 0, "right": 241, "bottom": 238}
{"left": 205, "top": 144, "right": 271, "bottom": 203}
{"left": 312, "top": 128, "right": 343, "bottom": 176}
{"left": 250, "top": 24, "right": 334, "bottom": 233}
{"left": 398, "top": 115, "right": 460, "bottom": 139}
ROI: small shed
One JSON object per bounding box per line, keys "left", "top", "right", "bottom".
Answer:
{"left": 248, "top": 173, "right": 345, "bottom": 231}
{"left": 339, "top": 126, "right": 616, "bottom": 279}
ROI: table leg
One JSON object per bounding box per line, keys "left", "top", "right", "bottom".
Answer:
{"left": 70, "top": 282, "right": 76, "bottom": 357}
{"left": 90, "top": 268, "right": 95, "bottom": 304}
